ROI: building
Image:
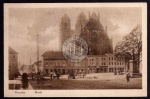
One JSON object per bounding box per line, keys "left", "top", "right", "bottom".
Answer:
{"left": 60, "top": 12, "right": 113, "bottom": 55}
{"left": 31, "top": 61, "right": 43, "bottom": 73}
{"left": 20, "top": 64, "right": 30, "bottom": 74}
{"left": 41, "top": 51, "right": 125, "bottom": 75}
{"left": 80, "top": 12, "right": 113, "bottom": 55}
{"left": 41, "top": 12, "right": 125, "bottom": 75}
{"left": 75, "top": 12, "right": 87, "bottom": 36}
{"left": 86, "top": 54, "right": 125, "bottom": 73}
{"left": 9, "top": 47, "right": 18, "bottom": 79}
{"left": 60, "top": 14, "right": 71, "bottom": 47}
{"left": 41, "top": 51, "right": 87, "bottom": 75}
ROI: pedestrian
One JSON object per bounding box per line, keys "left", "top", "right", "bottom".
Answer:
{"left": 57, "top": 71, "right": 60, "bottom": 79}
{"left": 40, "top": 72, "right": 45, "bottom": 84}
{"left": 72, "top": 72, "right": 75, "bottom": 79}
{"left": 68, "top": 71, "right": 71, "bottom": 79}
{"left": 126, "top": 73, "right": 130, "bottom": 83}
{"left": 22, "top": 73, "right": 29, "bottom": 90}
{"left": 50, "top": 70, "right": 53, "bottom": 81}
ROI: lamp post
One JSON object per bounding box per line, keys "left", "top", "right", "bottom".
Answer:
{"left": 37, "top": 33, "right": 40, "bottom": 84}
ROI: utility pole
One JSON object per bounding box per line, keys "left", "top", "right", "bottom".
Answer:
{"left": 37, "top": 33, "right": 40, "bottom": 84}
{"left": 37, "top": 34, "right": 39, "bottom": 72}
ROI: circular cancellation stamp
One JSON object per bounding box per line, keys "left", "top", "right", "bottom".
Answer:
{"left": 62, "top": 36, "right": 88, "bottom": 62}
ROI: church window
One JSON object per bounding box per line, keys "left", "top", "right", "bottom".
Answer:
{"left": 91, "top": 32, "right": 98, "bottom": 43}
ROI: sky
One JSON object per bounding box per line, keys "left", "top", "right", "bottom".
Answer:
{"left": 8, "top": 7, "right": 142, "bottom": 67}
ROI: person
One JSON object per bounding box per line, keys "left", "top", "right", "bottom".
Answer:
{"left": 40, "top": 72, "right": 45, "bottom": 84}
{"left": 50, "top": 71, "right": 53, "bottom": 81}
{"left": 83, "top": 71, "right": 86, "bottom": 78}
{"left": 68, "top": 71, "right": 71, "bottom": 79}
{"left": 22, "top": 73, "right": 29, "bottom": 90}
{"left": 37, "top": 71, "right": 41, "bottom": 84}
{"left": 56, "top": 71, "right": 60, "bottom": 79}
{"left": 72, "top": 71, "right": 75, "bottom": 79}
{"left": 126, "top": 73, "right": 130, "bottom": 83}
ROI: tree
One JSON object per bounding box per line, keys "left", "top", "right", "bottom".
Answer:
{"left": 114, "top": 25, "right": 142, "bottom": 71}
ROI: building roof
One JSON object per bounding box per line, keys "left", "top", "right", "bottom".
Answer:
{"left": 87, "top": 55, "right": 107, "bottom": 57}
{"left": 32, "top": 61, "right": 42, "bottom": 67}
{"left": 61, "top": 13, "right": 70, "bottom": 21}
{"left": 9, "top": 47, "right": 18, "bottom": 54}
{"left": 42, "top": 51, "right": 66, "bottom": 60}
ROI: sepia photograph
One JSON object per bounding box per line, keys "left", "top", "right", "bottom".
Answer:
{"left": 4, "top": 3, "right": 147, "bottom": 97}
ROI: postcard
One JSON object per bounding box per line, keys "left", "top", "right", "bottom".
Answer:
{"left": 4, "top": 3, "right": 147, "bottom": 97}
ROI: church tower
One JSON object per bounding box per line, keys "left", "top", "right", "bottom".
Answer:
{"left": 75, "top": 12, "right": 87, "bottom": 36}
{"left": 60, "top": 14, "right": 71, "bottom": 48}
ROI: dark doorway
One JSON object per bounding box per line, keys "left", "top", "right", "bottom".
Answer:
{"left": 96, "top": 68, "right": 99, "bottom": 73}
{"left": 62, "top": 69, "right": 65, "bottom": 75}
{"left": 54, "top": 69, "right": 57, "bottom": 73}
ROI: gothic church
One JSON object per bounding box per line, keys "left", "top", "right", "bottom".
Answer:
{"left": 60, "top": 12, "right": 113, "bottom": 55}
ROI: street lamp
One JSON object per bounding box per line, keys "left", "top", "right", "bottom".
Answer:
{"left": 37, "top": 33, "right": 40, "bottom": 84}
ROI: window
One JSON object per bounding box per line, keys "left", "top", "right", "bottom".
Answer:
{"left": 112, "top": 57, "right": 113, "bottom": 60}
{"left": 102, "top": 63, "right": 103, "bottom": 65}
{"left": 112, "top": 62, "right": 113, "bottom": 65}
{"left": 115, "top": 62, "right": 116, "bottom": 65}
{"left": 104, "top": 62, "right": 106, "bottom": 65}
{"left": 120, "top": 63, "right": 121, "bottom": 65}
{"left": 46, "top": 61, "right": 48, "bottom": 65}
{"left": 109, "top": 68, "right": 111, "bottom": 72}
{"left": 109, "top": 57, "right": 110, "bottom": 60}
{"left": 109, "top": 62, "right": 110, "bottom": 65}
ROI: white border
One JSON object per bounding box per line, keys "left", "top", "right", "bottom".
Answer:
{"left": 4, "top": 3, "right": 147, "bottom": 97}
